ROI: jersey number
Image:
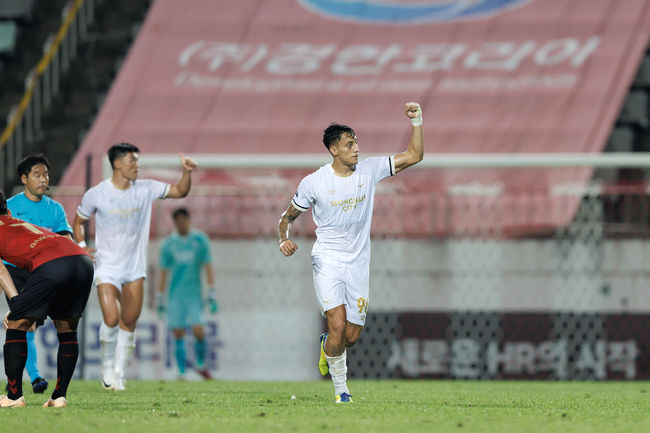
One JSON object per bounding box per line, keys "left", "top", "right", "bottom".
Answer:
{"left": 357, "top": 297, "right": 368, "bottom": 315}
{"left": 0, "top": 220, "right": 44, "bottom": 234}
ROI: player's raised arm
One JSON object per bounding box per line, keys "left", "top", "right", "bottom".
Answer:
{"left": 393, "top": 102, "right": 424, "bottom": 174}
{"left": 167, "top": 152, "right": 197, "bottom": 198}
{"left": 278, "top": 204, "right": 303, "bottom": 257}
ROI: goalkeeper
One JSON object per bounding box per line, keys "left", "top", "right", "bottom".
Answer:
{"left": 157, "top": 207, "right": 217, "bottom": 380}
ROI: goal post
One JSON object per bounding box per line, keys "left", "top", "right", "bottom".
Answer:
{"left": 103, "top": 152, "right": 650, "bottom": 177}
{"left": 54, "top": 152, "right": 650, "bottom": 381}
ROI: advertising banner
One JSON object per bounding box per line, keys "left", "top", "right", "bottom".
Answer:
{"left": 59, "top": 0, "right": 650, "bottom": 234}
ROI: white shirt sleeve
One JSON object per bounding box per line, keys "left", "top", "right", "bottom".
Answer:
{"left": 363, "top": 156, "right": 395, "bottom": 184}
{"left": 291, "top": 174, "right": 314, "bottom": 212}
{"left": 76, "top": 188, "right": 97, "bottom": 220}
{"left": 143, "top": 179, "right": 170, "bottom": 200}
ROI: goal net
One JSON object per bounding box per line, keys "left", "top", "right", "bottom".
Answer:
{"left": 49, "top": 153, "right": 650, "bottom": 380}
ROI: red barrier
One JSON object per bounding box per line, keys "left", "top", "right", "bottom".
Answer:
{"left": 58, "top": 0, "right": 650, "bottom": 236}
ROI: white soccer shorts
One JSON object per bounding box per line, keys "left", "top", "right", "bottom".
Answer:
{"left": 94, "top": 267, "right": 146, "bottom": 292}
{"left": 312, "top": 260, "right": 370, "bottom": 326}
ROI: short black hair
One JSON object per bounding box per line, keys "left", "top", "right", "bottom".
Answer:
{"left": 172, "top": 207, "right": 190, "bottom": 219}
{"left": 323, "top": 123, "right": 355, "bottom": 150}
{"left": 17, "top": 154, "right": 50, "bottom": 179}
{"left": 0, "top": 191, "right": 7, "bottom": 215}
{"left": 108, "top": 142, "right": 140, "bottom": 169}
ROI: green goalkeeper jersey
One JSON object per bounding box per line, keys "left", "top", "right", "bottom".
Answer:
{"left": 159, "top": 229, "right": 212, "bottom": 300}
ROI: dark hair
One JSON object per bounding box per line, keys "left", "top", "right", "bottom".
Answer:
{"left": 0, "top": 191, "right": 7, "bottom": 215}
{"left": 108, "top": 142, "right": 140, "bottom": 169}
{"left": 17, "top": 154, "right": 50, "bottom": 179}
{"left": 323, "top": 123, "right": 355, "bottom": 150}
{"left": 172, "top": 207, "right": 190, "bottom": 219}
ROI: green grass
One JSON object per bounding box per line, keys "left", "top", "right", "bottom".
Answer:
{"left": 2, "top": 380, "right": 649, "bottom": 432}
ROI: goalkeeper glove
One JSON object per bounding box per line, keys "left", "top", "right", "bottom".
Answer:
{"left": 207, "top": 288, "right": 219, "bottom": 314}
{"left": 156, "top": 295, "right": 166, "bottom": 318}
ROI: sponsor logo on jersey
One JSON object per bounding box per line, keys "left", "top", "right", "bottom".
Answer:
{"left": 108, "top": 206, "right": 143, "bottom": 218}
{"left": 331, "top": 194, "right": 366, "bottom": 211}
{"left": 298, "top": 0, "right": 531, "bottom": 24}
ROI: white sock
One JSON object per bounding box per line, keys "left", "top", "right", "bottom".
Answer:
{"left": 326, "top": 350, "right": 349, "bottom": 396}
{"left": 114, "top": 329, "right": 136, "bottom": 380}
{"left": 99, "top": 323, "right": 118, "bottom": 381}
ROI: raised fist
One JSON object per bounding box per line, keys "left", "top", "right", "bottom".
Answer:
{"left": 405, "top": 102, "right": 422, "bottom": 127}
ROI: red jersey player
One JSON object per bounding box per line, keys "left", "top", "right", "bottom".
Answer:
{"left": 0, "top": 192, "right": 93, "bottom": 408}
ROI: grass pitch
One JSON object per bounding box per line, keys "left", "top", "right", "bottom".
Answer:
{"left": 1, "top": 380, "right": 648, "bottom": 432}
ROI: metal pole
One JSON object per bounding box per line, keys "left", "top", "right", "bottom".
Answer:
{"left": 52, "top": 50, "right": 60, "bottom": 96}
{"left": 70, "top": 8, "right": 78, "bottom": 61}
{"left": 78, "top": 0, "right": 87, "bottom": 41}
{"left": 23, "top": 103, "right": 33, "bottom": 145}
{"left": 4, "top": 136, "right": 12, "bottom": 180}
{"left": 61, "top": 33, "right": 69, "bottom": 72}
{"left": 33, "top": 73, "right": 41, "bottom": 139}
{"left": 24, "top": 70, "right": 35, "bottom": 144}
{"left": 42, "top": 36, "right": 53, "bottom": 109}
{"left": 137, "top": 152, "right": 650, "bottom": 170}
{"left": 6, "top": 107, "right": 17, "bottom": 175}
{"left": 87, "top": 0, "right": 95, "bottom": 26}
{"left": 60, "top": 5, "right": 70, "bottom": 72}
{"left": 14, "top": 114, "right": 23, "bottom": 169}
{"left": 79, "top": 153, "right": 92, "bottom": 379}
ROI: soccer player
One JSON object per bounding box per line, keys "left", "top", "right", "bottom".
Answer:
{"left": 3, "top": 154, "right": 74, "bottom": 395}
{"left": 277, "top": 103, "right": 424, "bottom": 403}
{"left": 72, "top": 143, "right": 197, "bottom": 391}
{"left": 0, "top": 191, "right": 93, "bottom": 408}
{"left": 157, "top": 207, "right": 217, "bottom": 380}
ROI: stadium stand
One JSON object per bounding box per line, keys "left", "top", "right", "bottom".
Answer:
{"left": 0, "top": 0, "right": 35, "bottom": 22}
{"left": 0, "top": 21, "right": 17, "bottom": 56}
{"left": 2, "top": 0, "right": 650, "bottom": 382}
{"left": 50, "top": 0, "right": 650, "bottom": 239}
{"left": 0, "top": 0, "right": 151, "bottom": 193}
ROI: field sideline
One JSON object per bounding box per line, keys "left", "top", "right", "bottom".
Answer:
{"left": 1, "top": 380, "right": 648, "bottom": 432}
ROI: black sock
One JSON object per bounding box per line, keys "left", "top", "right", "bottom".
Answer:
{"left": 51, "top": 332, "right": 78, "bottom": 400}
{"left": 4, "top": 329, "right": 27, "bottom": 400}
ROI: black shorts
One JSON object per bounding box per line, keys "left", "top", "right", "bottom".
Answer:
{"left": 7, "top": 254, "right": 94, "bottom": 321}
{"left": 7, "top": 265, "right": 29, "bottom": 290}
{"left": 6, "top": 265, "right": 44, "bottom": 327}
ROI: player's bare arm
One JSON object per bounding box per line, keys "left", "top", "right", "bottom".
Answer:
{"left": 0, "top": 262, "right": 18, "bottom": 299}
{"left": 157, "top": 269, "right": 168, "bottom": 296}
{"left": 393, "top": 102, "right": 424, "bottom": 174}
{"left": 72, "top": 213, "right": 87, "bottom": 243}
{"left": 167, "top": 152, "right": 198, "bottom": 198}
{"left": 278, "top": 204, "right": 303, "bottom": 257}
{"left": 72, "top": 213, "right": 96, "bottom": 256}
{"left": 205, "top": 263, "right": 216, "bottom": 287}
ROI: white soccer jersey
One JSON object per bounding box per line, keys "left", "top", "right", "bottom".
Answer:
{"left": 77, "top": 179, "right": 169, "bottom": 278}
{"left": 292, "top": 156, "right": 395, "bottom": 265}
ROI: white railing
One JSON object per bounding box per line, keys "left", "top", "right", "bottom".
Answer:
{"left": 101, "top": 152, "right": 650, "bottom": 178}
